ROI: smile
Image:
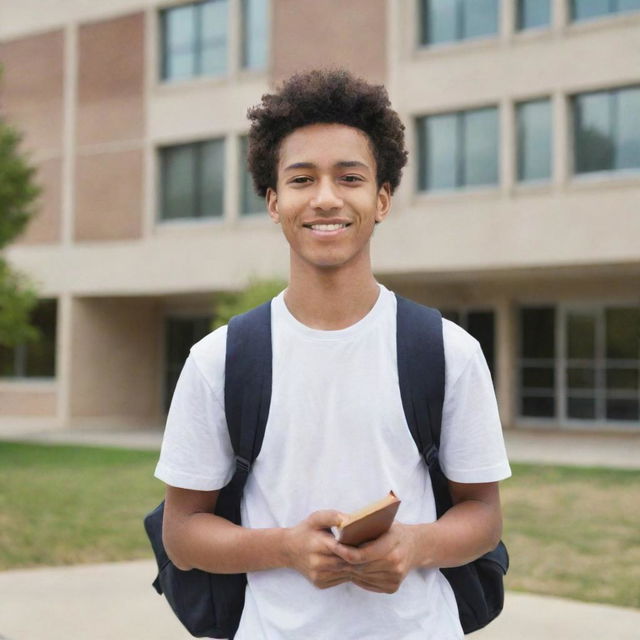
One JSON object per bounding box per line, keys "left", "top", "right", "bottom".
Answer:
{"left": 303, "top": 222, "right": 352, "bottom": 233}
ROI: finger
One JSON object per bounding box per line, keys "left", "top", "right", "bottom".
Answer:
{"left": 333, "top": 543, "right": 367, "bottom": 565}
{"left": 317, "top": 576, "right": 351, "bottom": 589}
{"left": 350, "top": 577, "right": 388, "bottom": 594}
{"left": 307, "top": 510, "right": 346, "bottom": 530}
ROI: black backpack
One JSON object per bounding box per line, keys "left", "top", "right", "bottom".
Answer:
{"left": 144, "top": 295, "right": 508, "bottom": 638}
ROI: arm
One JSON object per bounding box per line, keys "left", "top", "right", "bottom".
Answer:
{"left": 333, "top": 480, "right": 503, "bottom": 594}
{"left": 162, "top": 485, "right": 352, "bottom": 589}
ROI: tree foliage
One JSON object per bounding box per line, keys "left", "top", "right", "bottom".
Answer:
{"left": 212, "top": 278, "right": 287, "bottom": 329}
{"left": 0, "top": 117, "right": 41, "bottom": 347}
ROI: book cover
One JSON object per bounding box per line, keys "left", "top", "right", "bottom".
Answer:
{"left": 334, "top": 491, "right": 401, "bottom": 546}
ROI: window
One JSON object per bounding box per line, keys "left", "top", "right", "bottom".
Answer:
{"left": 240, "top": 136, "right": 265, "bottom": 215}
{"left": 160, "top": 140, "right": 225, "bottom": 221}
{"left": 241, "top": 0, "right": 269, "bottom": 70}
{"left": 0, "top": 300, "right": 57, "bottom": 379}
{"left": 165, "top": 315, "right": 213, "bottom": 411}
{"left": 417, "top": 107, "right": 499, "bottom": 191}
{"left": 517, "top": 0, "right": 551, "bottom": 30}
{"left": 420, "top": 0, "right": 499, "bottom": 46}
{"left": 519, "top": 307, "right": 556, "bottom": 418}
{"left": 573, "top": 86, "right": 640, "bottom": 175}
{"left": 161, "top": 0, "right": 229, "bottom": 81}
{"left": 519, "top": 305, "right": 640, "bottom": 423}
{"left": 442, "top": 309, "right": 496, "bottom": 379}
{"left": 572, "top": 0, "right": 640, "bottom": 22}
{"left": 517, "top": 99, "right": 552, "bottom": 182}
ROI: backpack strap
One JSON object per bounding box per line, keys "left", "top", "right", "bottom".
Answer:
{"left": 395, "top": 294, "right": 452, "bottom": 517}
{"left": 218, "top": 301, "right": 273, "bottom": 522}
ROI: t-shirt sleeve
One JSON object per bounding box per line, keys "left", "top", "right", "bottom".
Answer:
{"left": 439, "top": 342, "right": 512, "bottom": 484}
{"left": 154, "top": 353, "right": 234, "bottom": 491}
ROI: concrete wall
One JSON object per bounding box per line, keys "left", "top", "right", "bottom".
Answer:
{"left": 74, "top": 12, "right": 146, "bottom": 242}
{"left": 271, "top": 0, "right": 387, "bottom": 85}
{"left": 68, "top": 297, "right": 163, "bottom": 426}
{"left": 0, "top": 29, "right": 65, "bottom": 245}
{"left": 0, "top": 384, "right": 57, "bottom": 417}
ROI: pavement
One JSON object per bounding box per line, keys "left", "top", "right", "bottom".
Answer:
{"left": 1, "top": 422, "right": 639, "bottom": 638}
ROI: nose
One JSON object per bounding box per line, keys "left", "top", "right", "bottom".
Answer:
{"left": 310, "top": 177, "right": 344, "bottom": 211}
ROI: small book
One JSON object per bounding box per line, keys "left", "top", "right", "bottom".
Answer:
{"left": 333, "top": 491, "right": 401, "bottom": 546}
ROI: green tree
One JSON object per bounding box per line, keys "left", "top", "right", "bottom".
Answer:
{"left": 212, "top": 278, "right": 287, "bottom": 329}
{"left": 0, "top": 117, "right": 41, "bottom": 347}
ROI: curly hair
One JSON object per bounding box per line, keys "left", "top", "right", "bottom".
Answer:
{"left": 246, "top": 69, "right": 408, "bottom": 196}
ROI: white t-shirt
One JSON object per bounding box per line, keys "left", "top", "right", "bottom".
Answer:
{"left": 155, "top": 284, "right": 511, "bottom": 640}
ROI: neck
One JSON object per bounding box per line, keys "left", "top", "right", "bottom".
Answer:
{"left": 284, "top": 254, "right": 380, "bottom": 331}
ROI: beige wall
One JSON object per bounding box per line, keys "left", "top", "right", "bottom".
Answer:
{"left": 0, "top": 385, "right": 57, "bottom": 416}
{"left": 76, "top": 12, "right": 145, "bottom": 146}
{"left": 0, "top": 29, "right": 65, "bottom": 246}
{"left": 19, "top": 157, "right": 64, "bottom": 245}
{"left": 74, "top": 148, "right": 144, "bottom": 241}
{"left": 74, "top": 12, "right": 145, "bottom": 242}
{"left": 271, "top": 0, "right": 387, "bottom": 85}
{"left": 68, "top": 296, "right": 163, "bottom": 425}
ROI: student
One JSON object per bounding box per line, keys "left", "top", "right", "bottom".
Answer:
{"left": 155, "top": 69, "right": 511, "bottom": 639}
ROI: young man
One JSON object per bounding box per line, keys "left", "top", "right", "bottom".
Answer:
{"left": 155, "top": 70, "right": 511, "bottom": 639}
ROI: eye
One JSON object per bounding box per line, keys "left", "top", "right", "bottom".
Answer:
{"left": 289, "top": 176, "right": 312, "bottom": 184}
{"left": 341, "top": 175, "right": 364, "bottom": 183}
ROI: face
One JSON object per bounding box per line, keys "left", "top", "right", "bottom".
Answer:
{"left": 267, "top": 123, "right": 391, "bottom": 272}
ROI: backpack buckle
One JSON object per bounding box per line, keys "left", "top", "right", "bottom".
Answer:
{"left": 423, "top": 445, "right": 439, "bottom": 469}
{"left": 235, "top": 455, "right": 251, "bottom": 474}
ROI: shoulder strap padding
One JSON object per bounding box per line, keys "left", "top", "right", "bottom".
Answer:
{"left": 224, "top": 300, "right": 273, "bottom": 468}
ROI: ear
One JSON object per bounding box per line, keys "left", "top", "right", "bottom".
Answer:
{"left": 375, "top": 183, "right": 392, "bottom": 224}
{"left": 266, "top": 188, "right": 279, "bottom": 223}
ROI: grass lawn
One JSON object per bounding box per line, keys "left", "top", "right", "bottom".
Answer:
{"left": 0, "top": 442, "right": 638, "bottom": 609}
{"left": 502, "top": 463, "right": 640, "bottom": 609}
{"left": 0, "top": 442, "right": 164, "bottom": 569}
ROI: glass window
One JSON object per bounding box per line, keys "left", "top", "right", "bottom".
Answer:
{"left": 605, "top": 308, "right": 640, "bottom": 421}
{"left": 462, "top": 0, "right": 499, "bottom": 39}
{"left": 517, "top": 0, "right": 551, "bottom": 30}
{"left": 572, "top": 0, "right": 640, "bottom": 21}
{"left": 519, "top": 307, "right": 556, "bottom": 418}
{"left": 0, "top": 300, "right": 57, "bottom": 379}
{"left": 574, "top": 86, "right": 640, "bottom": 175}
{"left": 464, "top": 108, "right": 499, "bottom": 186}
{"left": 240, "top": 136, "right": 265, "bottom": 215}
{"left": 420, "top": 114, "right": 457, "bottom": 190}
{"left": 201, "top": 0, "right": 229, "bottom": 76}
{"left": 160, "top": 140, "right": 225, "bottom": 220}
{"left": 566, "top": 310, "right": 597, "bottom": 420}
{"left": 161, "top": 0, "right": 229, "bottom": 81}
{"left": 417, "top": 107, "right": 499, "bottom": 191}
{"left": 517, "top": 99, "right": 552, "bottom": 182}
{"left": 242, "top": 0, "right": 269, "bottom": 69}
{"left": 442, "top": 309, "right": 496, "bottom": 380}
{"left": 420, "top": 0, "right": 498, "bottom": 45}
{"left": 165, "top": 316, "right": 213, "bottom": 411}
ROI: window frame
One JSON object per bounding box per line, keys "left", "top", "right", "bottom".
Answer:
{"left": 571, "top": 0, "right": 640, "bottom": 23}
{"left": 418, "top": 0, "right": 500, "bottom": 48}
{"left": 572, "top": 85, "right": 640, "bottom": 178}
{"left": 517, "top": 302, "right": 640, "bottom": 428}
{"left": 0, "top": 299, "right": 57, "bottom": 380}
{"left": 158, "top": 138, "right": 226, "bottom": 222}
{"left": 416, "top": 105, "right": 500, "bottom": 193}
{"left": 516, "top": 97, "right": 553, "bottom": 184}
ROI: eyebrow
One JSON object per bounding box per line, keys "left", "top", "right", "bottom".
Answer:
{"left": 283, "top": 160, "right": 370, "bottom": 172}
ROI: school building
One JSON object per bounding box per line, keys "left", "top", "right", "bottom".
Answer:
{"left": 0, "top": 0, "right": 638, "bottom": 432}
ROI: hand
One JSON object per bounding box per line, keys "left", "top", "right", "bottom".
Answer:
{"left": 333, "top": 522, "right": 421, "bottom": 594}
{"left": 284, "top": 510, "right": 352, "bottom": 589}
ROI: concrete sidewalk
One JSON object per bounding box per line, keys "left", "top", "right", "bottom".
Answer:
{"left": 0, "top": 560, "right": 639, "bottom": 640}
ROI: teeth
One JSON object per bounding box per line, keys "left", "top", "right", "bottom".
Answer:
{"left": 310, "top": 224, "right": 346, "bottom": 231}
